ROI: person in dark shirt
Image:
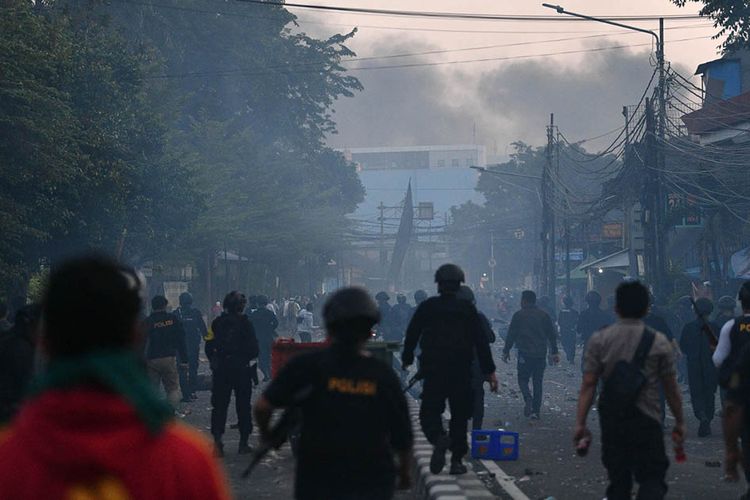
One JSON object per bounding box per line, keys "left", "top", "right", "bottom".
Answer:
{"left": 0, "top": 305, "right": 41, "bottom": 423}
{"left": 577, "top": 291, "right": 615, "bottom": 346}
{"left": 144, "top": 295, "right": 187, "bottom": 409}
{"left": 679, "top": 298, "right": 718, "bottom": 437}
{"left": 255, "top": 287, "right": 413, "bottom": 500}
{"left": 402, "top": 264, "right": 497, "bottom": 475}
{"left": 457, "top": 286, "right": 496, "bottom": 430}
{"left": 174, "top": 292, "right": 208, "bottom": 402}
{"left": 248, "top": 295, "right": 279, "bottom": 381}
{"left": 577, "top": 291, "right": 614, "bottom": 371}
{"left": 389, "top": 294, "right": 413, "bottom": 343}
{"left": 558, "top": 296, "right": 579, "bottom": 365}
{"left": 375, "top": 291, "right": 393, "bottom": 341}
{"left": 206, "top": 291, "right": 259, "bottom": 456}
{"left": 503, "top": 290, "right": 559, "bottom": 419}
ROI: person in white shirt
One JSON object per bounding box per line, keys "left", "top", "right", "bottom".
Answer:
{"left": 297, "top": 303, "right": 316, "bottom": 342}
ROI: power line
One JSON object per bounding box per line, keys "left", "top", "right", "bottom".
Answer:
{"left": 110, "top": 0, "right": 715, "bottom": 35}
{"left": 236, "top": 0, "right": 704, "bottom": 22}
{"left": 145, "top": 35, "right": 711, "bottom": 79}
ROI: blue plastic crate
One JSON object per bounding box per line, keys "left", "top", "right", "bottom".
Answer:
{"left": 471, "top": 430, "right": 519, "bottom": 461}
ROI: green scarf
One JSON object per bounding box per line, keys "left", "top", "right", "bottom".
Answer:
{"left": 28, "top": 351, "right": 173, "bottom": 435}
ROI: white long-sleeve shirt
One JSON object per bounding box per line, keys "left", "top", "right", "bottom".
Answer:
{"left": 713, "top": 314, "right": 750, "bottom": 367}
{"left": 297, "top": 310, "right": 315, "bottom": 333}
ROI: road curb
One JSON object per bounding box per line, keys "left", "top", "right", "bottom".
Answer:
{"left": 406, "top": 396, "right": 498, "bottom": 500}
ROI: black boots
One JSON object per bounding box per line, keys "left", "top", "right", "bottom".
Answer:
{"left": 449, "top": 459, "right": 468, "bottom": 475}
{"left": 430, "top": 435, "right": 450, "bottom": 474}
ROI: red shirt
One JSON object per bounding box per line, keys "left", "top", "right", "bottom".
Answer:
{"left": 0, "top": 388, "right": 231, "bottom": 500}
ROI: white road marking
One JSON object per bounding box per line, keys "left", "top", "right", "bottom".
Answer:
{"left": 480, "top": 459, "right": 531, "bottom": 500}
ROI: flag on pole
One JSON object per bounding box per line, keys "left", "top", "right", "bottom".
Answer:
{"left": 388, "top": 182, "right": 414, "bottom": 288}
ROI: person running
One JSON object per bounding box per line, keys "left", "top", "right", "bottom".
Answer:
{"left": 502, "top": 290, "right": 560, "bottom": 420}
{"left": 255, "top": 287, "right": 413, "bottom": 500}
{"left": 574, "top": 281, "right": 684, "bottom": 500}
{"left": 0, "top": 256, "right": 230, "bottom": 499}
{"left": 403, "top": 264, "right": 497, "bottom": 475}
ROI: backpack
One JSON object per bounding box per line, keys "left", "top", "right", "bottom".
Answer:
{"left": 599, "top": 327, "right": 656, "bottom": 418}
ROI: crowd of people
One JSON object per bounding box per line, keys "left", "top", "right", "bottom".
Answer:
{"left": 1, "top": 254, "right": 750, "bottom": 499}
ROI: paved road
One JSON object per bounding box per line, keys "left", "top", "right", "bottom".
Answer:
{"left": 479, "top": 341, "right": 748, "bottom": 499}
{"left": 181, "top": 380, "right": 416, "bottom": 499}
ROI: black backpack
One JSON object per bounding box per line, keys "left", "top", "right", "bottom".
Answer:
{"left": 599, "top": 327, "right": 656, "bottom": 418}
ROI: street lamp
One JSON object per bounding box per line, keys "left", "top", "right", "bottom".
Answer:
{"left": 542, "top": 3, "right": 667, "bottom": 297}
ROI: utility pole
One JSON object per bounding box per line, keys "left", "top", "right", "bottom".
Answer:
{"left": 564, "top": 220, "right": 571, "bottom": 295}
{"left": 655, "top": 18, "right": 667, "bottom": 297}
{"left": 543, "top": 4, "right": 668, "bottom": 296}
{"left": 490, "top": 230, "right": 496, "bottom": 291}
{"left": 540, "top": 113, "right": 555, "bottom": 298}
{"left": 644, "top": 99, "right": 659, "bottom": 291}
{"left": 378, "top": 202, "right": 386, "bottom": 282}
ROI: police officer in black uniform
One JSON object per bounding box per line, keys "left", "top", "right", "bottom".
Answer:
{"left": 206, "top": 291, "right": 259, "bottom": 456}
{"left": 402, "top": 264, "right": 498, "bottom": 475}
{"left": 457, "top": 285, "right": 496, "bottom": 430}
{"left": 174, "top": 292, "right": 208, "bottom": 402}
{"left": 254, "top": 287, "right": 414, "bottom": 500}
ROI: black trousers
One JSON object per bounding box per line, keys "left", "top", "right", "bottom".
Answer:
{"left": 600, "top": 409, "right": 669, "bottom": 500}
{"left": 561, "top": 331, "right": 576, "bottom": 363}
{"left": 211, "top": 362, "right": 253, "bottom": 440}
{"left": 517, "top": 354, "right": 545, "bottom": 414}
{"left": 687, "top": 366, "right": 717, "bottom": 423}
{"left": 179, "top": 337, "right": 201, "bottom": 398}
{"left": 419, "top": 368, "right": 473, "bottom": 458}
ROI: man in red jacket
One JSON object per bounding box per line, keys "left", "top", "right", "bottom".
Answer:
{"left": 0, "top": 256, "right": 232, "bottom": 500}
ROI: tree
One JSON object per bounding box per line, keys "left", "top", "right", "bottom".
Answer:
{"left": 672, "top": 0, "right": 750, "bottom": 53}
{"left": 99, "top": 0, "right": 365, "bottom": 293}
{"left": 0, "top": 1, "right": 202, "bottom": 294}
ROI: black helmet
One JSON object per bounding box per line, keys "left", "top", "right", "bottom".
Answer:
{"left": 179, "top": 292, "right": 193, "bottom": 307}
{"left": 562, "top": 295, "right": 573, "bottom": 308}
{"left": 223, "top": 291, "right": 247, "bottom": 314}
{"left": 456, "top": 285, "right": 475, "bottom": 304}
{"left": 323, "top": 287, "right": 380, "bottom": 332}
{"left": 396, "top": 293, "right": 407, "bottom": 304}
{"left": 375, "top": 291, "right": 390, "bottom": 302}
{"left": 694, "top": 297, "right": 714, "bottom": 316}
{"left": 414, "top": 290, "right": 428, "bottom": 304}
{"left": 435, "top": 264, "right": 465, "bottom": 284}
{"left": 718, "top": 295, "right": 737, "bottom": 311}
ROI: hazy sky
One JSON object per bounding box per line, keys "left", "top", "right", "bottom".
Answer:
{"left": 284, "top": 1, "right": 723, "bottom": 154}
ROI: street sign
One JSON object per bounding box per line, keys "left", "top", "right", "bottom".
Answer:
{"left": 488, "top": 258, "right": 497, "bottom": 268}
